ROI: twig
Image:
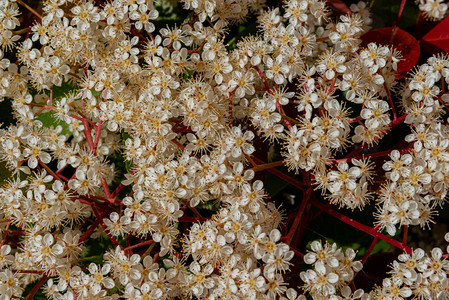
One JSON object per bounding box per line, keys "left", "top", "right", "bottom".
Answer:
{"left": 313, "top": 200, "right": 412, "bottom": 254}
{"left": 17, "top": 0, "right": 42, "bottom": 20}
{"left": 24, "top": 275, "right": 49, "bottom": 300}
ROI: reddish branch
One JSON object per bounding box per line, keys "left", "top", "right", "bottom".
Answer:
{"left": 93, "top": 120, "right": 104, "bottom": 153}
{"left": 17, "top": 0, "right": 42, "bottom": 20}
{"left": 91, "top": 205, "right": 123, "bottom": 250}
{"left": 313, "top": 200, "right": 412, "bottom": 254}
{"left": 124, "top": 239, "right": 154, "bottom": 251}
{"left": 79, "top": 219, "right": 101, "bottom": 243}
{"left": 362, "top": 236, "right": 380, "bottom": 263}
{"left": 286, "top": 185, "right": 312, "bottom": 245}
{"left": 253, "top": 65, "right": 292, "bottom": 130}
{"left": 251, "top": 156, "right": 306, "bottom": 191}
{"left": 24, "top": 275, "right": 49, "bottom": 300}
{"left": 329, "top": 147, "right": 412, "bottom": 164}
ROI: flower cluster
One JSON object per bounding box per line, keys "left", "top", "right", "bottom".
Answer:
{"left": 301, "top": 240, "right": 364, "bottom": 299}
{"left": 369, "top": 233, "right": 449, "bottom": 299}
{"left": 418, "top": 0, "right": 449, "bottom": 21}
{"left": 0, "top": 0, "right": 449, "bottom": 299}
{"left": 372, "top": 55, "right": 449, "bottom": 236}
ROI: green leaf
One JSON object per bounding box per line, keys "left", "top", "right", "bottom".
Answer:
{"left": 370, "top": 239, "right": 393, "bottom": 254}
{"left": 370, "top": 0, "right": 420, "bottom": 28}
{"left": 197, "top": 198, "right": 220, "bottom": 210}
{"left": 0, "top": 161, "right": 12, "bottom": 186}
{"left": 227, "top": 21, "right": 258, "bottom": 50}
{"left": 35, "top": 81, "right": 78, "bottom": 136}
{"left": 0, "top": 98, "right": 15, "bottom": 127}
{"left": 52, "top": 81, "right": 77, "bottom": 100}
{"left": 79, "top": 232, "right": 114, "bottom": 267}
{"left": 36, "top": 111, "right": 71, "bottom": 136}
{"left": 264, "top": 172, "right": 290, "bottom": 197}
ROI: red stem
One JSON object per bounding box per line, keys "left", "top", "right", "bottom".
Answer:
{"left": 17, "top": 0, "right": 42, "bottom": 20}
{"left": 111, "top": 183, "right": 125, "bottom": 198}
{"left": 362, "top": 236, "right": 379, "bottom": 263}
{"left": 250, "top": 160, "right": 285, "bottom": 171}
{"left": 111, "top": 169, "right": 137, "bottom": 198}
{"left": 253, "top": 65, "right": 292, "bottom": 130}
{"left": 69, "top": 114, "right": 84, "bottom": 122}
{"left": 329, "top": 147, "right": 412, "bottom": 164}
{"left": 289, "top": 245, "right": 305, "bottom": 258}
{"left": 80, "top": 118, "right": 112, "bottom": 200}
{"left": 79, "top": 195, "right": 120, "bottom": 204}
{"left": 130, "top": 28, "right": 146, "bottom": 44}
{"left": 124, "top": 239, "right": 154, "bottom": 251}
{"left": 100, "top": 177, "right": 112, "bottom": 199}
{"left": 342, "top": 113, "right": 408, "bottom": 160}
{"left": 395, "top": 0, "right": 407, "bottom": 28}
{"left": 91, "top": 205, "right": 123, "bottom": 250}
{"left": 328, "top": 78, "right": 336, "bottom": 94}
{"left": 178, "top": 216, "right": 207, "bottom": 222}
{"left": 93, "top": 120, "right": 104, "bottom": 153}
{"left": 286, "top": 185, "right": 312, "bottom": 245}
{"left": 82, "top": 118, "right": 95, "bottom": 151}
{"left": 171, "top": 139, "right": 185, "bottom": 150}
{"left": 402, "top": 225, "right": 408, "bottom": 246}
{"left": 251, "top": 157, "right": 306, "bottom": 191}
{"left": 389, "top": 113, "right": 407, "bottom": 128}
{"left": 313, "top": 200, "right": 412, "bottom": 254}
{"left": 49, "top": 87, "right": 53, "bottom": 106}
{"left": 24, "top": 275, "right": 49, "bottom": 300}
{"left": 276, "top": 101, "right": 292, "bottom": 130}
{"left": 245, "top": 153, "right": 258, "bottom": 168}
{"left": 38, "top": 160, "right": 66, "bottom": 182}
{"left": 438, "top": 96, "right": 449, "bottom": 112}
{"left": 12, "top": 270, "right": 45, "bottom": 274}
{"left": 79, "top": 219, "right": 101, "bottom": 243}
{"left": 7, "top": 231, "right": 26, "bottom": 235}
{"left": 228, "top": 87, "right": 237, "bottom": 120}
{"left": 344, "top": 144, "right": 366, "bottom": 160}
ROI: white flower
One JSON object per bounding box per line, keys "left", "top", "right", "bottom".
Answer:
{"left": 264, "top": 55, "right": 289, "bottom": 84}
{"left": 382, "top": 150, "right": 413, "bottom": 181}
{"left": 300, "top": 267, "right": 339, "bottom": 296}
{"left": 360, "top": 99, "right": 391, "bottom": 130}
{"left": 23, "top": 137, "right": 51, "bottom": 169}
{"left": 410, "top": 77, "right": 440, "bottom": 104}
{"left": 229, "top": 70, "right": 255, "bottom": 98}
{"left": 0, "top": 245, "right": 14, "bottom": 268}
{"left": 88, "top": 263, "right": 115, "bottom": 294}
{"left": 317, "top": 50, "right": 347, "bottom": 80}
{"left": 262, "top": 244, "right": 294, "bottom": 273}
{"left": 71, "top": 2, "right": 100, "bottom": 28}
{"left": 189, "top": 262, "right": 215, "bottom": 296}
{"left": 328, "top": 162, "right": 362, "bottom": 192}
{"left": 419, "top": 0, "right": 448, "bottom": 20}
{"left": 225, "top": 126, "right": 255, "bottom": 158}
{"left": 304, "top": 241, "right": 339, "bottom": 269}
{"left": 129, "top": 4, "right": 158, "bottom": 33}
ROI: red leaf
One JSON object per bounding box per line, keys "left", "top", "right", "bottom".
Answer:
{"left": 413, "top": 13, "right": 438, "bottom": 40}
{"left": 361, "top": 27, "right": 420, "bottom": 79}
{"left": 326, "top": 0, "right": 351, "bottom": 15}
{"left": 421, "top": 16, "right": 449, "bottom": 54}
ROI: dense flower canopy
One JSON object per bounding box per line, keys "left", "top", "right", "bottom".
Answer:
{"left": 1, "top": 0, "right": 449, "bottom": 299}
